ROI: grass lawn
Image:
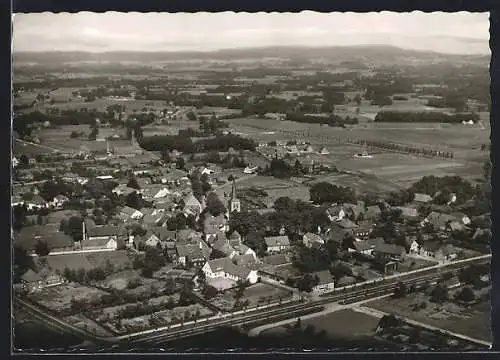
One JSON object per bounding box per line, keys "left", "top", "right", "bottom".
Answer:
{"left": 262, "top": 309, "right": 380, "bottom": 340}
{"left": 366, "top": 293, "right": 491, "bottom": 342}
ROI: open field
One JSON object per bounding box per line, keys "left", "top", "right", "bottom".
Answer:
{"left": 261, "top": 309, "right": 380, "bottom": 340}
{"left": 226, "top": 117, "right": 489, "bottom": 162}
{"left": 240, "top": 283, "right": 293, "bottom": 307}
{"left": 367, "top": 293, "right": 491, "bottom": 342}
{"left": 309, "top": 172, "right": 403, "bottom": 195}
{"left": 13, "top": 139, "right": 57, "bottom": 156}
{"left": 29, "top": 284, "right": 109, "bottom": 313}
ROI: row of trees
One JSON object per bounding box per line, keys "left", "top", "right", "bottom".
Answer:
{"left": 374, "top": 111, "right": 480, "bottom": 124}
{"left": 348, "top": 139, "right": 455, "bottom": 159}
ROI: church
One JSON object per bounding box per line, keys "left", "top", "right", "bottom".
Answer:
{"left": 226, "top": 180, "right": 241, "bottom": 217}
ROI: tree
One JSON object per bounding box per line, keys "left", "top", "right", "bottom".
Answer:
{"left": 19, "top": 155, "right": 30, "bottom": 168}
{"left": 125, "top": 191, "right": 143, "bottom": 210}
{"left": 205, "top": 192, "right": 226, "bottom": 216}
{"left": 176, "top": 157, "right": 185, "bottom": 170}
{"left": 455, "top": 287, "right": 476, "bottom": 303}
{"left": 127, "top": 177, "right": 140, "bottom": 190}
{"left": 34, "top": 240, "right": 50, "bottom": 256}
{"left": 13, "top": 246, "right": 35, "bottom": 283}
{"left": 66, "top": 216, "right": 83, "bottom": 241}
{"left": 296, "top": 274, "right": 319, "bottom": 292}
{"left": 430, "top": 284, "right": 449, "bottom": 303}
{"left": 309, "top": 182, "right": 355, "bottom": 204}
{"left": 12, "top": 204, "right": 28, "bottom": 232}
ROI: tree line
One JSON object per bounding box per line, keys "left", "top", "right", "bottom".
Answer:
{"left": 374, "top": 111, "right": 480, "bottom": 124}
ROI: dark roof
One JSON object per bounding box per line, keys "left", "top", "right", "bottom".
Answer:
{"left": 262, "top": 254, "right": 291, "bottom": 266}
{"left": 374, "top": 243, "right": 405, "bottom": 256}
{"left": 87, "top": 225, "right": 120, "bottom": 238}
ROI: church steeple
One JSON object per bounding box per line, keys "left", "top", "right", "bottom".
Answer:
{"left": 228, "top": 179, "right": 241, "bottom": 213}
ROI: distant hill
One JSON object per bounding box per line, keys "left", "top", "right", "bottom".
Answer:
{"left": 12, "top": 45, "right": 490, "bottom": 66}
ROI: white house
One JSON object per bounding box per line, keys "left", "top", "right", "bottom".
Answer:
{"left": 25, "top": 195, "right": 48, "bottom": 211}
{"left": 119, "top": 206, "right": 144, "bottom": 221}
{"left": 326, "top": 205, "right": 346, "bottom": 222}
{"left": 201, "top": 257, "right": 258, "bottom": 288}
{"left": 12, "top": 156, "right": 19, "bottom": 168}
{"left": 264, "top": 236, "right": 291, "bottom": 254}
{"left": 311, "top": 270, "right": 335, "bottom": 293}
{"left": 51, "top": 194, "right": 69, "bottom": 208}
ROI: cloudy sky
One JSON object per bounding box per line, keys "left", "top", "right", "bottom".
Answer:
{"left": 12, "top": 11, "right": 490, "bottom": 54}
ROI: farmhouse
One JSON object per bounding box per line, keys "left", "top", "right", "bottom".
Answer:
{"left": 373, "top": 243, "right": 406, "bottom": 262}
{"left": 326, "top": 205, "right": 346, "bottom": 222}
{"left": 176, "top": 240, "right": 211, "bottom": 268}
{"left": 418, "top": 242, "right": 457, "bottom": 262}
{"left": 311, "top": 270, "right": 335, "bottom": 293}
{"left": 302, "top": 232, "right": 325, "bottom": 248}
{"left": 354, "top": 221, "right": 374, "bottom": 240}
{"left": 24, "top": 194, "right": 48, "bottom": 210}
{"left": 134, "top": 230, "right": 160, "bottom": 249}
{"left": 203, "top": 214, "right": 228, "bottom": 243}
{"left": 183, "top": 193, "right": 203, "bottom": 216}
{"left": 422, "top": 211, "right": 456, "bottom": 231}
{"left": 82, "top": 224, "right": 123, "bottom": 251}
{"left": 201, "top": 257, "right": 258, "bottom": 289}
{"left": 118, "top": 206, "right": 144, "bottom": 221}
{"left": 264, "top": 235, "right": 291, "bottom": 254}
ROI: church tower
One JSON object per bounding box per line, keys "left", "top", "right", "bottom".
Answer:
{"left": 228, "top": 180, "right": 241, "bottom": 214}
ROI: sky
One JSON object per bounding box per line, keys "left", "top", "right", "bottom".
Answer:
{"left": 12, "top": 11, "right": 490, "bottom": 54}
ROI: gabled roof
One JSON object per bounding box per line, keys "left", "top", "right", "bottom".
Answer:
{"left": 120, "top": 206, "right": 142, "bottom": 216}
{"left": 229, "top": 231, "right": 242, "bottom": 241}
{"left": 87, "top": 225, "right": 120, "bottom": 238}
{"left": 264, "top": 235, "right": 290, "bottom": 247}
{"left": 414, "top": 193, "right": 433, "bottom": 203}
{"left": 426, "top": 211, "right": 456, "bottom": 228}
{"left": 313, "top": 270, "right": 335, "bottom": 286}
{"left": 183, "top": 193, "right": 201, "bottom": 208}
{"left": 336, "top": 218, "right": 358, "bottom": 229}
{"left": 303, "top": 232, "right": 325, "bottom": 244}
{"left": 394, "top": 206, "right": 419, "bottom": 218}
{"left": 206, "top": 257, "right": 252, "bottom": 280}
{"left": 212, "top": 237, "right": 237, "bottom": 256}
{"left": 374, "top": 243, "right": 405, "bottom": 256}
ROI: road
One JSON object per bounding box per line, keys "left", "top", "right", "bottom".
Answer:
{"left": 15, "top": 254, "right": 491, "bottom": 347}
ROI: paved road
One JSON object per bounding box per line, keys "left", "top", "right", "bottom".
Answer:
{"left": 352, "top": 305, "right": 491, "bottom": 348}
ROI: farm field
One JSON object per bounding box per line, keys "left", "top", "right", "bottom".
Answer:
{"left": 308, "top": 172, "right": 403, "bottom": 195}
{"left": 366, "top": 293, "right": 491, "bottom": 342}
{"left": 261, "top": 309, "right": 380, "bottom": 340}
{"left": 226, "top": 117, "right": 489, "bottom": 162}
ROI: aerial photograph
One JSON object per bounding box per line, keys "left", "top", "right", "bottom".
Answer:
{"left": 11, "top": 11, "right": 492, "bottom": 352}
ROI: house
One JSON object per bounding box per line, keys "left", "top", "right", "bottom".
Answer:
{"left": 12, "top": 156, "right": 19, "bottom": 168}
{"left": 82, "top": 223, "right": 122, "bottom": 251}
{"left": 342, "top": 203, "right": 364, "bottom": 221}
{"left": 112, "top": 184, "right": 138, "bottom": 196}
{"left": 134, "top": 230, "right": 160, "bottom": 249}
{"left": 51, "top": 194, "right": 69, "bottom": 208}
{"left": 201, "top": 257, "right": 259, "bottom": 289}
{"left": 152, "top": 227, "right": 177, "bottom": 242}
{"left": 141, "top": 184, "right": 171, "bottom": 201}
{"left": 350, "top": 237, "right": 384, "bottom": 256}
{"left": 373, "top": 243, "right": 406, "bottom": 262}
{"left": 203, "top": 214, "right": 228, "bottom": 243}
{"left": 326, "top": 205, "right": 346, "bottom": 222}
{"left": 364, "top": 205, "right": 382, "bottom": 220}
{"left": 419, "top": 242, "right": 457, "bottom": 262}
{"left": 212, "top": 237, "right": 238, "bottom": 259}
{"left": 24, "top": 194, "right": 48, "bottom": 210}
{"left": 302, "top": 232, "right": 325, "bottom": 248}
{"left": 406, "top": 236, "right": 420, "bottom": 254}
{"left": 335, "top": 218, "right": 359, "bottom": 232}
{"left": 119, "top": 206, "right": 144, "bottom": 221}
{"left": 422, "top": 211, "right": 456, "bottom": 231}
{"left": 176, "top": 240, "right": 211, "bottom": 268}
{"left": 183, "top": 193, "right": 203, "bottom": 216}
{"left": 413, "top": 193, "right": 433, "bottom": 203}
{"left": 354, "top": 221, "right": 374, "bottom": 240}
{"left": 233, "top": 243, "right": 257, "bottom": 260}
{"left": 299, "top": 156, "right": 315, "bottom": 173}
{"left": 264, "top": 236, "right": 291, "bottom": 254}
{"left": 311, "top": 270, "right": 335, "bottom": 293}
{"left": 232, "top": 254, "right": 259, "bottom": 269}
{"left": 394, "top": 206, "right": 419, "bottom": 219}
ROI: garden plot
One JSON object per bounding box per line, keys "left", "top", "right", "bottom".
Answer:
{"left": 238, "top": 283, "right": 293, "bottom": 307}
{"left": 29, "top": 284, "right": 109, "bottom": 313}
{"left": 63, "top": 314, "right": 113, "bottom": 337}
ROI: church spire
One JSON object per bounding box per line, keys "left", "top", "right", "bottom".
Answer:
{"left": 230, "top": 179, "right": 237, "bottom": 200}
